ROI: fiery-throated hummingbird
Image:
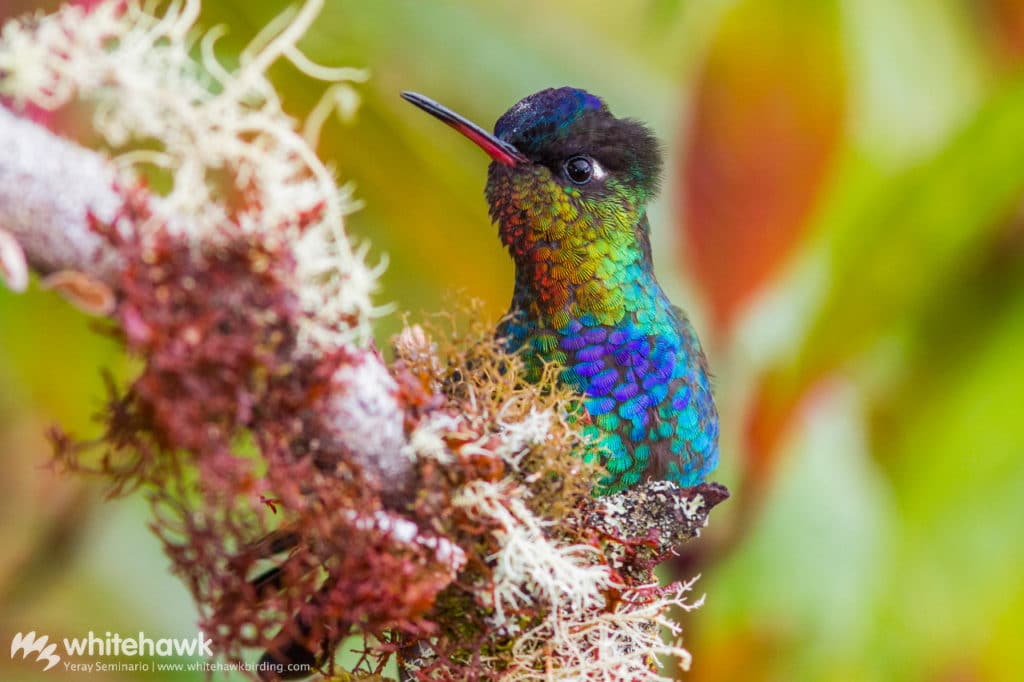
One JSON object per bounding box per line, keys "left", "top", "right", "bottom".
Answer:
{"left": 402, "top": 88, "right": 718, "bottom": 495}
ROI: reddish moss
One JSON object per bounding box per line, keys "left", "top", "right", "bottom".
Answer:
{"left": 52, "top": 190, "right": 462, "bottom": 677}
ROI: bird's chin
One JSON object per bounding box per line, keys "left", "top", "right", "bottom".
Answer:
{"left": 486, "top": 160, "right": 516, "bottom": 180}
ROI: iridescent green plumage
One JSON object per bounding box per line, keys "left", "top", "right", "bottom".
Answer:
{"left": 404, "top": 88, "right": 719, "bottom": 494}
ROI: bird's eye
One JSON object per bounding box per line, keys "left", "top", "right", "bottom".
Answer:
{"left": 564, "top": 155, "right": 594, "bottom": 184}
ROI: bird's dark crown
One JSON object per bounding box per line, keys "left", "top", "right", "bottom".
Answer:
{"left": 494, "top": 87, "right": 663, "bottom": 197}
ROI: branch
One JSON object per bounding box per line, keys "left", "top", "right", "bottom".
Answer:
{"left": 0, "top": 106, "right": 122, "bottom": 289}
{"left": 588, "top": 481, "right": 731, "bottom": 556}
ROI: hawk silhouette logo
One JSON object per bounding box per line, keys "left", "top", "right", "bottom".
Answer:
{"left": 10, "top": 631, "right": 61, "bottom": 671}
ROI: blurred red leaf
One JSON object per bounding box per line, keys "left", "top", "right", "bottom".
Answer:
{"left": 743, "top": 368, "right": 805, "bottom": 483}
{"left": 979, "top": 0, "right": 1024, "bottom": 67}
{"left": 744, "top": 370, "right": 845, "bottom": 493}
{"left": 680, "top": 0, "right": 845, "bottom": 334}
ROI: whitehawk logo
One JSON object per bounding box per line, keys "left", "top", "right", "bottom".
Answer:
{"left": 10, "top": 631, "right": 61, "bottom": 671}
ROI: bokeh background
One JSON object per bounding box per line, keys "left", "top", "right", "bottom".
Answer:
{"left": 3, "top": 1, "right": 1024, "bottom": 680}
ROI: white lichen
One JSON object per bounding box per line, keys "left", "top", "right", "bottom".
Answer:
{"left": 344, "top": 509, "right": 467, "bottom": 574}
{"left": 454, "top": 480, "right": 609, "bottom": 626}
{"left": 405, "top": 412, "right": 463, "bottom": 465}
{"left": 451, "top": 477, "right": 700, "bottom": 680}
{"left": 681, "top": 492, "right": 706, "bottom": 520}
{"left": 505, "top": 577, "right": 704, "bottom": 681}
{"left": 326, "top": 353, "right": 407, "bottom": 486}
{"left": 0, "top": 0, "right": 381, "bottom": 346}
{"left": 493, "top": 407, "right": 554, "bottom": 465}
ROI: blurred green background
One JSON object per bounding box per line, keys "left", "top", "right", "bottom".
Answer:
{"left": 3, "top": 1, "right": 1024, "bottom": 680}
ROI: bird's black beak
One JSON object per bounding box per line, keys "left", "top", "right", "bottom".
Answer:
{"left": 401, "top": 91, "right": 528, "bottom": 167}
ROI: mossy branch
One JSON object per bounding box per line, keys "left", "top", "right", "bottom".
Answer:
{"left": 0, "top": 2, "right": 728, "bottom": 680}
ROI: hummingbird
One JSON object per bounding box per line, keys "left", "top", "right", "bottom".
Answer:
{"left": 402, "top": 88, "right": 718, "bottom": 495}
